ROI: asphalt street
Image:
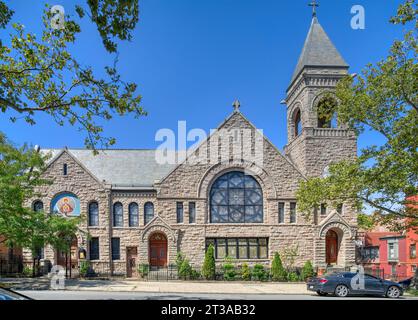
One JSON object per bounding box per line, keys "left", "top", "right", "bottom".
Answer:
{"left": 17, "top": 290, "right": 418, "bottom": 300}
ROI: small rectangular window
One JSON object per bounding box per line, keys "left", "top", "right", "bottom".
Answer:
{"left": 63, "top": 163, "right": 68, "bottom": 176}
{"left": 337, "top": 203, "right": 343, "bottom": 215}
{"left": 176, "top": 202, "right": 183, "bottom": 223}
{"left": 320, "top": 203, "right": 327, "bottom": 215}
{"left": 189, "top": 202, "right": 196, "bottom": 224}
{"left": 89, "top": 237, "right": 100, "bottom": 260}
{"left": 290, "top": 202, "right": 297, "bottom": 223}
{"left": 278, "top": 202, "right": 285, "bottom": 223}
{"left": 111, "top": 238, "right": 120, "bottom": 260}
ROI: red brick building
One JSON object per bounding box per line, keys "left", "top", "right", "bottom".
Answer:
{"left": 359, "top": 196, "right": 418, "bottom": 280}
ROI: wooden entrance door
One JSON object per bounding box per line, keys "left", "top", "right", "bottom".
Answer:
{"left": 126, "top": 247, "right": 138, "bottom": 278}
{"left": 326, "top": 230, "right": 338, "bottom": 265}
{"left": 149, "top": 233, "right": 167, "bottom": 267}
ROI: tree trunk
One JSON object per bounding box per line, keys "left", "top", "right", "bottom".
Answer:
{"left": 32, "top": 258, "right": 35, "bottom": 278}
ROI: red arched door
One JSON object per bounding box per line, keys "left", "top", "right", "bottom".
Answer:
{"left": 149, "top": 233, "right": 167, "bottom": 267}
{"left": 326, "top": 230, "right": 338, "bottom": 265}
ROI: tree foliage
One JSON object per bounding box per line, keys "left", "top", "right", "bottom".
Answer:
{"left": 0, "top": 133, "right": 80, "bottom": 253}
{"left": 271, "top": 252, "right": 287, "bottom": 281}
{"left": 297, "top": 0, "right": 418, "bottom": 230}
{"left": 0, "top": 1, "right": 143, "bottom": 150}
{"left": 202, "top": 244, "right": 216, "bottom": 280}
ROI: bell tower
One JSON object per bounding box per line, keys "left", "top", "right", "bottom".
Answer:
{"left": 283, "top": 13, "right": 357, "bottom": 177}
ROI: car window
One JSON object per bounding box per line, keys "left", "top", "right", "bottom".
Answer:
{"left": 365, "top": 274, "right": 379, "bottom": 280}
{"left": 343, "top": 273, "right": 356, "bottom": 278}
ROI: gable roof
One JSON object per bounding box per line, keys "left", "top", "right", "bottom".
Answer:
{"left": 289, "top": 16, "right": 348, "bottom": 89}
{"left": 158, "top": 110, "right": 306, "bottom": 185}
{"left": 41, "top": 110, "right": 305, "bottom": 189}
{"left": 41, "top": 148, "right": 176, "bottom": 188}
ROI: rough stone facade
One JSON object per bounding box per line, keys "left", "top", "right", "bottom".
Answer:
{"left": 21, "top": 16, "right": 358, "bottom": 276}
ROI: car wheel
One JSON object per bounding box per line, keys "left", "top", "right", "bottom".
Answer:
{"left": 334, "top": 285, "right": 349, "bottom": 297}
{"left": 386, "top": 286, "right": 401, "bottom": 299}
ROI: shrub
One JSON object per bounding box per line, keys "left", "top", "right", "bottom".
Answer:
{"left": 287, "top": 272, "right": 300, "bottom": 282}
{"left": 23, "top": 266, "right": 32, "bottom": 277}
{"left": 271, "top": 252, "right": 287, "bottom": 281}
{"left": 137, "top": 264, "right": 149, "bottom": 278}
{"left": 176, "top": 252, "right": 185, "bottom": 272}
{"left": 79, "top": 261, "right": 90, "bottom": 278}
{"left": 190, "top": 269, "right": 201, "bottom": 280}
{"left": 202, "top": 244, "right": 216, "bottom": 280}
{"left": 179, "top": 259, "right": 193, "bottom": 279}
{"left": 241, "top": 263, "right": 251, "bottom": 281}
{"left": 252, "top": 264, "right": 268, "bottom": 281}
{"left": 222, "top": 263, "right": 236, "bottom": 281}
{"left": 301, "top": 260, "right": 315, "bottom": 281}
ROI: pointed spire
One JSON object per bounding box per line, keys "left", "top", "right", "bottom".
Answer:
{"left": 288, "top": 15, "right": 349, "bottom": 88}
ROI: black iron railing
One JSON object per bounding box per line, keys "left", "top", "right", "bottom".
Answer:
{"left": 0, "top": 254, "right": 24, "bottom": 277}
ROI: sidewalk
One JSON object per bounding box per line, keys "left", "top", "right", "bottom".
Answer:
{"left": 1, "top": 277, "right": 309, "bottom": 294}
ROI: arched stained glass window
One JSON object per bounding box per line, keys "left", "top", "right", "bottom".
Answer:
{"left": 113, "top": 202, "right": 123, "bottom": 227}
{"left": 210, "top": 171, "right": 263, "bottom": 223}
{"left": 129, "top": 202, "right": 139, "bottom": 227}
{"left": 144, "top": 202, "right": 154, "bottom": 225}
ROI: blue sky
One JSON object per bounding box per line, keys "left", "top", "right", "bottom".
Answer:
{"left": 0, "top": 0, "right": 406, "bottom": 152}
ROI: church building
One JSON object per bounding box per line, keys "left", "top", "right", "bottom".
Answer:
{"left": 23, "top": 14, "right": 358, "bottom": 277}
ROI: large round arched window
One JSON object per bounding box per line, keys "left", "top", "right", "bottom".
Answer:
{"left": 210, "top": 171, "right": 263, "bottom": 223}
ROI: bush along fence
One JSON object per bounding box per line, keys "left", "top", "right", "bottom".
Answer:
{"left": 135, "top": 248, "right": 316, "bottom": 282}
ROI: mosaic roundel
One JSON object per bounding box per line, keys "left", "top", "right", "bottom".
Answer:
{"left": 51, "top": 193, "right": 80, "bottom": 217}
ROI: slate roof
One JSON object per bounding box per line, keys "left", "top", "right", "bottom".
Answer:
{"left": 289, "top": 16, "right": 349, "bottom": 87}
{"left": 42, "top": 149, "right": 177, "bottom": 188}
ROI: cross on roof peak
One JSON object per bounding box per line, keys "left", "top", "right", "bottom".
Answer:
{"left": 232, "top": 99, "right": 241, "bottom": 111}
{"left": 308, "top": 0, "right": 320, "bottom": 17}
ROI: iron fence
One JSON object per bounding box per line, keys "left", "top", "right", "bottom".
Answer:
{"left": 0, "top": 254, "right": 24, "bottom": 277}
{"left": 135, "top": 264, "right": 307, "bottom": 282}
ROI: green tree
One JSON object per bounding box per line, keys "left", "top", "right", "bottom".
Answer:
{"left": 0, "top": 1, "right": 143, "bottom": 150}
{"left": 202, "top": 244, "right": 216, "bottom": 280}
{"left": 0, "top": 133, "right": 80, "bottom": 273}
{"left": 178, "top": 259, "right": 192, "bottom": 279}
{"left": 296, "top": 0, "right": 418, "bottom": 230}
{"left": 241, "top": 263, "right": 251, "bottom": 281}
{"left": 175, "top": 251, "right": 185, "bottom": 272}
{"left": 301, "top": 260, "right": 315, "bottom": 282}
{"left": 271, "top": 252, "right": 287, "bottom": 281}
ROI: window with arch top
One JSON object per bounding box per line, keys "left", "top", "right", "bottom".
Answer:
{"left": 88, "top": 201, "right": 99, "bottom": 226}
{"left": 113, "top": 202, "right": 123, "bottom": 227}
{"left": 317, "top": 96, "right": 338, "bottom": 128}
{"left": 144, "top": 202, "right": 154, "bottom": 225}
{"left": 293, "top": 108, "right": 302, "bottom": 137}
{"left": 210, "top": 171, "right": 263, "bottom": 223}
{"left": 129, "top": 202, "right": 139, "bottom": 227}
